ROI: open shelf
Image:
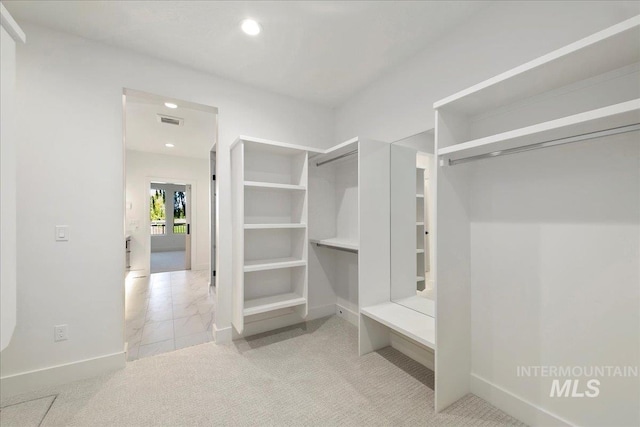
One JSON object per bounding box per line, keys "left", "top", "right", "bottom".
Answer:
{"left": 245, "top": 181, "right": 306, "bottom": 191}
{"left": 416, "top": 194, "right": 424, "bottom": 198}
{"left": 416, "top": 222, "right": 424, "bottom": 227}
{"left": 244, "top": 223, "right": 306, "bottom": 229}
{"left": 417, "top": 276, "right": 425, "bottom": 282}
{"left": 311, "top": 137, "right": 358, "bottom": 166}
{"left": 434, "top": 16, "right": 640, "bottom": 115}
{"left": 244, "top": 257, "right": 306, "bottom": 273}
{"left": 416, "top": 249, "right": 425, "bottom": 254}
{"left": 232, "top": 135, "right": 311, "bottom": 335}
{"left": 235, "top": 135, "right": 324, "bottom": 155}
{"left": 438, "top": 99, "right": 640, "bottom": 163}
{"left": 310, "top": 237, "right": 359, "bottom": 253}
{"left": 361, "top": 302, "right": 435, "bottom": 350}
{"left": 244, "top": 293, "right": 306, "bottom": 317}
{"left": 394, "top": 296, "right": 435, "bottom": 318}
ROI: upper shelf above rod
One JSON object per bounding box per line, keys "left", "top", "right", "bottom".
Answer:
{"left": 316, "top": 149, "right": 358, "bottom": 167}
{"left": 312, "top": 137, "right": 360, "bottom": 167}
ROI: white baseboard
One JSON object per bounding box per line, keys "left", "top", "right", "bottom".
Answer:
{"left": 336, "top": 304, "right": 358, "bottom": 326}
{"left": 213, "top": 324, "right": 232, "bottom": 344}
{"left": 389, "top": 331, "right": 434, "bottom": 370}
{"left": 307, "top": 303, "right": 337, "bottom": 321}
{"left": 470, "top": 373, "right": 572, "bottom": 427}
{"left": 236, "top": 310, "right": 305, "bottom": 339}
{"left": 0, "top": 351, "right": 125, "bottom": 397}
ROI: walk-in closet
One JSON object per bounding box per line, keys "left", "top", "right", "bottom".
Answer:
{"left": 5, "top": 2, "right": 639, "bottom": 426}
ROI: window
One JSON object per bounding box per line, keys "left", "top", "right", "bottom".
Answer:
{"left": 173, "top": 191, "right": 187, "bottom": 234}
{"left": 150, "top": 188, "right": 166, "bottom": 235}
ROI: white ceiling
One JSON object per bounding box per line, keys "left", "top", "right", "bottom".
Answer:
{"left": 5, "top": 1, "right": 489, "bottom": 106}
{"left": 125, "top": 90, "right": 216, "bottom": 159}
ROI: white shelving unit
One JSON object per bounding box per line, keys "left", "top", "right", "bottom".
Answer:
{"left": 439, "top": 99, "right": 640, "bottom": 165}
{"left": 434, "top": 16, "right": 640, "bottom": 424}
{"left": 361, "top": 133, "right": 436, "bottom": 369}
{"left": 230, "top": 136, "right": 323, "bottom": 336}
{"left": 416, "top": 166, "right": 427, "bottom": 290}
{"left": 309, "top": 137, "right": 390, "bottom": 326}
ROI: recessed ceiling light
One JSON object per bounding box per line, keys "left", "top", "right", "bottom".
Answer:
{"left": 164, "top": 102, "right": 178, "bottom": 109}
{"left": 165, "top": 143, "right": 175, "bottom": 148}
{"left": 241, "top": 19, "right": 261, "bottom": 36}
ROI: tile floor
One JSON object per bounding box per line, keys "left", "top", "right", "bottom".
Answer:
{"left": 125, "top": 269, "right": 215, "bottom": 361}
{"left": 150, "top": 250, "right": 186, "bottom": 273}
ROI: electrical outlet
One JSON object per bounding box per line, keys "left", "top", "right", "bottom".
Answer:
{"left": 54, "top": 324, "right": 68, "bottom": 342}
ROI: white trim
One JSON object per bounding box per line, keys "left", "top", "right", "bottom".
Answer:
{"left": 306, "top": 303, "right": 338, "bottom": 321}
{"left": 336, "top": 304, "right": 358, "bottom": 327}
{"left": 389, "top": 331, "right": 434, "bottom": 370}
{"left": 0, "top": 4, "right": 26, "bottom": 43}
{"left": 235, "top": 310, "right": 304, "bottom": 339}
{"left": 0, "top": 351, "right": 125, "bottom": 397}
{"left": 213, "top": 324, "right": 232, "bottom": 344}
{"left": 470, "top": 373, "right": 572, "bottom": 427}
{"left": 235, "top": 135, "right": 325, "bottom": 154}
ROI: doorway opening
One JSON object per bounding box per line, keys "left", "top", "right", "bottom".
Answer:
{"left": 123, "top": 89, "right": 218, "bottom": 361}
{"left": 149, "top": 182, "right": 191, "bottom": 273}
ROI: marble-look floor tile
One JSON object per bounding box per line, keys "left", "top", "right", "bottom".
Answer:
{"left": 151, "top": 272, "right": 172, "bottom": 282}
{"left": 125, "top": 306, "right": 146, "bottom": 323}
{"left": 151, "top": 280, "right": 172, "bottom": 290}
{"left": 174, "top": 314, "right": 205, "bottom": 338}
{"left": 125, "top": 284, "right": 150, "bottom": 301}
{"left": 172, "top": 291, "right": 209, "bottom": 306}
{"left": 140, "top": 319, "right": 173, "bottom": 345}
{"left": 197, "top": 301, "right": 214, "bottom": 316}
{"left": 200, "top": 312, "right": 214, "bottom": 333}
{"left": 147, "top": 297, "right": 172, "bottom": 311}
{"left": 127, "top": 344, "right": 140, "bottom": 361}
{"left": 125, "top": 270, "right": 217, "bottom": 361}
{"left": 138, "top": 339, "right": 175, "bottom": 358}
{"left": 126, "top": 317, "right": 145, "bottom": 347}
{"left": 172, "top": 300, "right": 200, "bottom": 318}
{"left": 145, "top": 308, "right": 173, "bottom": 323}
{"left": 175, "top": 332, "right": 210, "bottom": 350}
{"left": 148, "top": 287, "right": 172, "bottom": 299}
{"left": 125, "top": 291, "right": 148, "bottom": 308}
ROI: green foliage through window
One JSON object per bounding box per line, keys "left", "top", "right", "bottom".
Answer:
{"left": 150, "top": 189, "right": 166, "bottom": 221}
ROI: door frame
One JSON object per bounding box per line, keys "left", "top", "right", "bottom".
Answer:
{"left": 145, "top": 177, "right": 197, "bottom": 274}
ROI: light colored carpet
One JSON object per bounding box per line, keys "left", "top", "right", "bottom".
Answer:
{"left": 150, "top": 250, "right": 185, "bottom": 273}
{"left": 0, "top": 395, "right": 56, "bottom": 427}
{"left": 0, "top": 316, "right": 525, "bottom": 426}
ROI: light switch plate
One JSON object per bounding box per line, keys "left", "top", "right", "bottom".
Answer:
{"left": 55, "top": 225, "right": 69, "bottom": 241}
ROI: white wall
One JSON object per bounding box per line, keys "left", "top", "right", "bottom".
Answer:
{"left": 0, "top": 10, "right": 23, "bottom": 352}
{"left": 335, "top": 1, "right": 640, "bottom": 143}
{"left": 0, "top": 22, "right": 333, "bottom": 393}
{"left": 469, "top": 135, "right": 639, "bottom": 427}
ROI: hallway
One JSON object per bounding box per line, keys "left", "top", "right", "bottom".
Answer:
{"left": 124, "top": 270, "right": 214, "bottom": 361}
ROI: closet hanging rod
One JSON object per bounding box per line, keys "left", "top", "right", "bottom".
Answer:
{"left": 316, "top": 149, "right": 358, "bottom": 167}
{"left": 447, "top": 123, "right": 640, "bottom": 166}
{"left": 313, "top": 242, "right": 359, "bottom": 254}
